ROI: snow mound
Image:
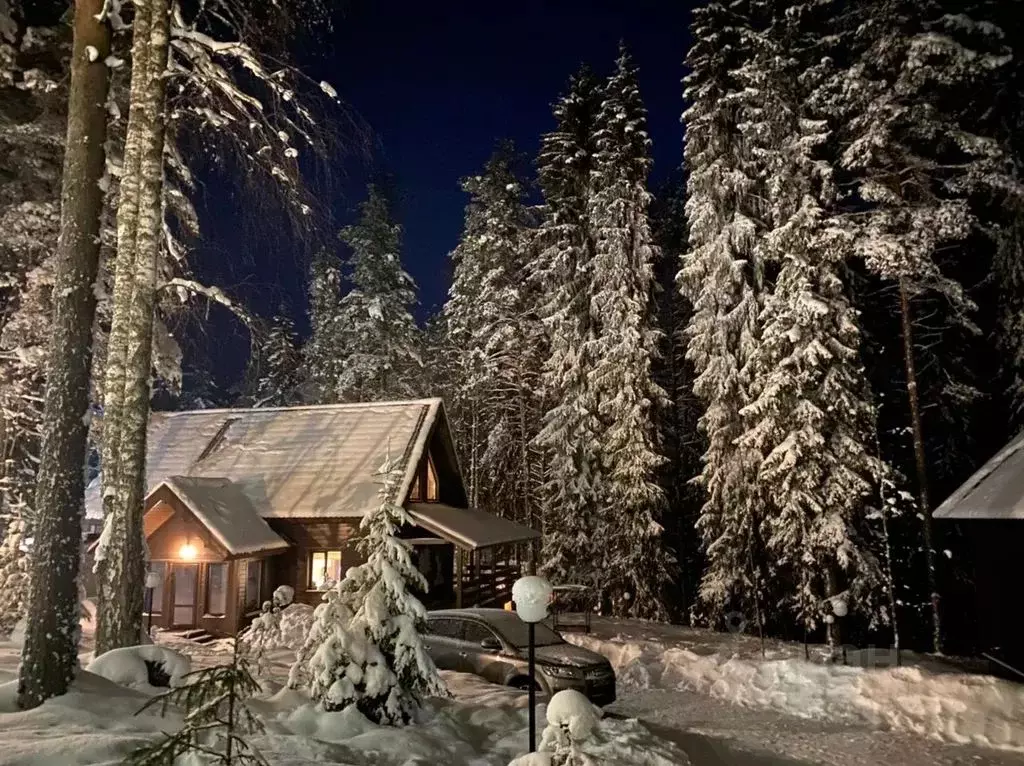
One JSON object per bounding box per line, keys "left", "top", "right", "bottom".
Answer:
{"left": 86, "top": 645, "right": 191, "bottom": 690}
{"left": 567, "top": 632, "right": 1024, "bottom": 753}
{"left": 545, "top": 689, "right": 600, "bottom": 741}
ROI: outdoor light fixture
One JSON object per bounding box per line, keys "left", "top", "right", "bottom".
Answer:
{"left": 144, "top": 569, "right": 162, "bottom": 637}
{"left": 512, "top": 575, "right": 553, "bottom": 753}
{"left": 179, "top": 542, "right": 197, "bottom": 560}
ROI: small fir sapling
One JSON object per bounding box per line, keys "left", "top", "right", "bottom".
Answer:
{"left": 125, "top": 638, "right": 266, "bottom": 766}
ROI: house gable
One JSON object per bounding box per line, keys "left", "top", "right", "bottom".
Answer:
{"left": 403, "top": 404, "right": 468, "bottom": 508}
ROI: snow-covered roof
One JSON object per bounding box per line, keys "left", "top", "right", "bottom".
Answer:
{"left": 407, "top": 502, "right": 540, "bottom": 550}
{"left": 153, "top": 476, "right": 290, "bottom": 556}
{"left": 933, "top": 430, "right": 1024, "bottom": 520}
{"left": 86, "top": 399, "right": 443, "bottom": 521}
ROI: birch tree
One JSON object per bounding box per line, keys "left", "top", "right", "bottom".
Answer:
{"left": 94, "top": 0, "right": 171, "bottom": 656}
{"left": 17, "top": 0, "right": 110, "bottom": 706}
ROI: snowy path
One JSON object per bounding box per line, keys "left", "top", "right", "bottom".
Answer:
{"left": 612, "top": 689, "right": 1024, "bottom": 766}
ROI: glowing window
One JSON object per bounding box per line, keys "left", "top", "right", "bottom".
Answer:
{"left": 309, "top": 550, "right": 343, "bottom": 589}
{"left": 426, "top": 455, "right": 438, "bottom": 502}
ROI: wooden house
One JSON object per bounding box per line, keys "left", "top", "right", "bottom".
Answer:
{"left": 933, "top": 431, "right": 1024, "bottom": 672}
{"left": 84, "top": 398, "right": 539, "bottom": 637}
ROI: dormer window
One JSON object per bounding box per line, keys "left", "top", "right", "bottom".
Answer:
{"left": 408, "top": 454, "right": 439, "bottom": 503}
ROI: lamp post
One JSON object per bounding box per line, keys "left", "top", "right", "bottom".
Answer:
{"left": 512, "top": 574, "right": 552, "bottom": 753}
{"left": 144, "top": 569, "right": 162, "bottom": 638}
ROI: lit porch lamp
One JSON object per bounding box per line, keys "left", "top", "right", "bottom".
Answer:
{"left": 179, "top": 535, "right": 198, "bottom": 561}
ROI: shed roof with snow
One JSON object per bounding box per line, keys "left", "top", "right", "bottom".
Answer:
{"left": 933, "top": 430, "right": 1024, "bottom": 520}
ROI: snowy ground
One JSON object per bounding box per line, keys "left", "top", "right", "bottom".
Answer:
{"left": 564, "top": 616, "right": 1024, "bottom": 763}
{"left": 1, "top": 610, "right": 1022, "bottom": 765}
{"left": 0, "top": 609, "right": 687, "bottom": 766}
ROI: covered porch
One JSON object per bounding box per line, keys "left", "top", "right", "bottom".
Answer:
{"left": 405, "top": 502, "right": 540, "bottom": 609}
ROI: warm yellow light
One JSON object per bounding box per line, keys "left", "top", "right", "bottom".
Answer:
{"left": 179, "top": 543, "right": 197, "bottom": 560}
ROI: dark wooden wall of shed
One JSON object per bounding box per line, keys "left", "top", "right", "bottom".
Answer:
{"left": 264, "top": 519, "right": 364, "bottom": 607}
{"left": 967, "top": 520, "right": 1024, "bottom": 668}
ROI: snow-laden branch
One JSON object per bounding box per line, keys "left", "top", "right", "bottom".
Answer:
{"left": 159, "top": 277, "right": 252, "bottom": 326}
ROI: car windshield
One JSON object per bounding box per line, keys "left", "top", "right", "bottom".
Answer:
{"left": 487, "top": 614, "right": 565, "bottom": 648}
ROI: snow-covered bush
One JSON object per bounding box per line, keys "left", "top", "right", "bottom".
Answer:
{"left": 509, "top": 690, "right": 611, "bottom": 766}
{"left": 279, "top": 602, "right": 315, "bottom": 649}
{"left": 240, "top": 586, "right": 311, "bottom": 675}
{"left": 293, "top": 452, "right": 447, "bottom": 724}
{"left": 85, "top": 645, "right": 191, "bottom": 690}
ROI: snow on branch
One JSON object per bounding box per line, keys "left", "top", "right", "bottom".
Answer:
{"left": 159, "top": 277, "right": 252, "bottom": 326}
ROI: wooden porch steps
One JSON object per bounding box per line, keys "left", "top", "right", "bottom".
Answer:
{"left": 174, "top": 628, "right": 218, "bottom": 645}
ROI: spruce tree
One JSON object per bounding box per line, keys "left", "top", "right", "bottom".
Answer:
{"left": 532, "top": 66, "right": 604, "bottom": 589}
{"left": 304, "top": 247, "right": 345, "bottom": 403}
{"left": 127, "top": 638, "right": 267, "bottom": 765}
{"left": 585, "top": 47, "right": 670, "bottom": 619}
{"left": 333, "top": 185, "right": 422, "bottom": 403}
{"left": 735, "top": 2, "right": 887, "bottom": 645}
{"left": 250, "top": 311, "right": 302, "bottom": 408}
{"left": 302, "top": 453, "right": 447, "bottom": 724}
{"left": 444, "top": 143, "right": 544, "bottom": 530}
{"left": 680, "top": 1, "right": 770, "bottom": 628}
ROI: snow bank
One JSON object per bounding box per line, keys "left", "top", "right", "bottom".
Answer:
{"left": 85, "top": 645, "right": 191, "bottom": 690}
{"left": 566, "top": 631, "right": 1024, "bottom": 752}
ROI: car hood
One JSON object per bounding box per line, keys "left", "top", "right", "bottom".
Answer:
{"left": 527, "top": 643, "right": 609, "bottom": 669}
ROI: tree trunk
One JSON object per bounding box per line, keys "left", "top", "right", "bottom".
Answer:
{"left": 95, "top": 0, "right": 170, "bottom": 656}
{"left": 898, "top": 277, "right": 942, "bottom": 654}
{"left": 16, "top": 0, "right": 109, "bottom": 709}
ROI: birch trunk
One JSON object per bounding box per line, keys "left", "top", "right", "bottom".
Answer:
{"left": 898, "top": 277, "right": 942, "bottom": 654}
{"left": 94, "top": 0, "right": 170, "bottom": 656}
{"left": 17, "top": 0, "right": 110, "bottom": 708}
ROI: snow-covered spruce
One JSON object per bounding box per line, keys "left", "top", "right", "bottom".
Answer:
{"left": 531, "top": 65, "right": 605, "bottom": 591}
{"left": 442, "top": 141, "right": 545, "bottom": 530}
{"left": 328, "top": 184, "right": 423, "bottom": 404}
{"left": 584, "top": 45, "right": 670, "bottom": 619}
{"left": 679, "top": 0, "right": 771, "bottom": 627}
{"left": 297, "top": 452, "right": 447, "bottom": 724}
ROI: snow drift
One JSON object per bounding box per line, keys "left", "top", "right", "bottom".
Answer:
{"left": 566, "top": 631, "right": 1024, "bottom": 752}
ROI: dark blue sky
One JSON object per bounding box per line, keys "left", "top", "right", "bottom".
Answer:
{"left": 188, "top": 0, "right": 694, "bottom": 387}
{"left": 323, "top": 0, "right": 693, "bottom": 313}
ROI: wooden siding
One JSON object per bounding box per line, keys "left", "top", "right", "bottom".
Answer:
{"left": 147, "top": 503, "right": 229, "bottom": 563}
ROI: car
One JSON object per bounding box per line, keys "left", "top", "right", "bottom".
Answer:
{"left": 421, "top": 608, "right": 616, "bottom": 706}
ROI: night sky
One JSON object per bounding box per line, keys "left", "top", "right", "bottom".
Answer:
{"left": 188, "top": 0, "right": 694, "bottom": 388}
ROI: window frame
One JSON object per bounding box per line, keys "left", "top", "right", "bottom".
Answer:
{"left": 204, "top": 563, "right": 228, "bottom": 617}
{"left": 460, "top": 619, "right": 500, "bottom": 647}
{"left": 408, "top": 453, "right": 440, "bottom": 503}
{"left": 244, "top": 560, "right": 262, "bottom": 615}
{"left": 307, "top": 549, "right": 345, "bottom": 591}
